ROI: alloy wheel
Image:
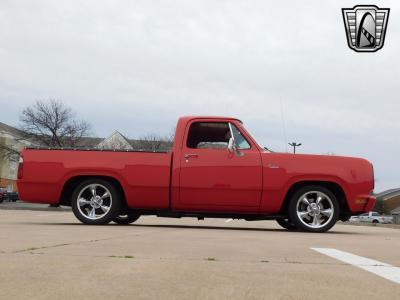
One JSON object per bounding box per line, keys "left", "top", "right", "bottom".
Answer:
{"left": 296, "top": 191, "right": 334, "bottom": 229}
{"left": 76, "top": 184, "right": 113, "bottom": 220}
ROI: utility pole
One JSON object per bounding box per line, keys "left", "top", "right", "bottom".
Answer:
{"left": 288, "top": 142, "right": 302, "bottom": 154}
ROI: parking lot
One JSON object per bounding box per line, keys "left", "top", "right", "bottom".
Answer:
{"left": 0, "top": 209, "right": 399, "bottom": 300}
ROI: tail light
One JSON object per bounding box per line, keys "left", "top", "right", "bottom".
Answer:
{"left": 17, "top": 156, "right": 24, "bottom": 179}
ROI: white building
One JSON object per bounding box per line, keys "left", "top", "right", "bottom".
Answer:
{"left": 96, "top": 131, "right": 133, "bottom": 150}
{"left": 0, "top": 122, "right": 35, "bottom": 191}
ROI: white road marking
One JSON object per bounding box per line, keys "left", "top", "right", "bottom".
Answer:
{"left": 311, "top": 248, "right": 400, "bottom": 284}
{"left": 225, "top": 218, "right": 233, "bottom": 223}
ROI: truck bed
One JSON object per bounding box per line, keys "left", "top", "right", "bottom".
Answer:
{"left": 18, "top": 148, "right": 172, "bottom": 209}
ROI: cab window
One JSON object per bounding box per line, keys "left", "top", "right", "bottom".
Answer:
{"left": 186, "top": 122, "right": 230, "bottom": 149}
{"left": 186, "top": 122, "right": 251, "bottom": 150}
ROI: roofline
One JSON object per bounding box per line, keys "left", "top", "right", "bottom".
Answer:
{"left": 376, "top": 188, "right": 400, "bottom": 200}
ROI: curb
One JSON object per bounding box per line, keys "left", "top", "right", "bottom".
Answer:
{"left": 0, "top": 203, "right": 71, "bottom": 212}
{"left": 341, "top": 221, "right": 400, "bottom": 230}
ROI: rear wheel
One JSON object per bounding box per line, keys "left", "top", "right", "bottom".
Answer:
{"left": 372, "top": 219, "right": 379, "bottom": 224}
{"left": 71, "top": 179, "right": 122, "bottom": 225}
{"left": 289, "top": 185, "right": 339, "bottom": 233}
{"left": 276, "top": 218, "right": 297, "bottom": 231}
{"left": 113, "top": 213, "right": 140, "bottom": 225}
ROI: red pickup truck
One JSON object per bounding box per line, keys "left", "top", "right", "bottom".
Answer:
{"left": 17, "top": 116, "right": 375, "bottom": 232}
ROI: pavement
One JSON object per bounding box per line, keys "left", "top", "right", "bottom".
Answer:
{"left": 0, "top": 209, "right": 399, "bottom": 300}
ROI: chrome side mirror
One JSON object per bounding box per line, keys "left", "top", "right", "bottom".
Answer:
{"left": 228, "top": 137, "right": 235, "bottom": 153}
{"left": 228, "top": 137, "right": 243, "bottom": 157}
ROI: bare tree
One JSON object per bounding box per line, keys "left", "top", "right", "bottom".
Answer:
{"left": 0, "top": 143, "right": 20, "bottom": 162}
{"left": 132, "top": 128, "right": 175, "bottom": 152}
{"left": 20, "top": 99, "right": 91, "bottom": 147}
{"left": 137, "top": 134, "right": 163, "bottom": 151}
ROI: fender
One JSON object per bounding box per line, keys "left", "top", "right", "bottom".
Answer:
{"left": 282, "top": 174, "right": 350, "bottom": 201}
{"left": 261, "top": 174, "right": 350, "bottom": 213}
{"left": 58, "top": 169, "right": 129, "bottom": 201}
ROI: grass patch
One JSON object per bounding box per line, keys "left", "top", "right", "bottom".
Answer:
{"left": 109, "top": 255, "right": 135, "bottom": 259}
{"left": 16, "top": 243, "right": 71, "bottom": 253}
{"left": 205, "top": 257, "right": 216, "bottom": 261}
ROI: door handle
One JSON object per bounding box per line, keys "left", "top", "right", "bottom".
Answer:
{"left": 184, "top": 154, "right": 198, "bottom": 159}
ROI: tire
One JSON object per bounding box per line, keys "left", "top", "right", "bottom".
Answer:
{"left": 288, "top": 185, "right": 339, "bottom": 233}
{"left": 71, "top": 178, "right": 122, "bottom": 225}
{"left": 113, "top": 213, "right": 140, "bottom": 225}
{"left": 372, "top": 219, "right": 379, "bottom": 224}
{"left": 276, "top": 218, "right": 297, "bottom": 231}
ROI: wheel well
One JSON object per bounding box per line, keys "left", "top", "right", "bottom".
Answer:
{"left": 59, "top": 175, "right": 127, "bottom": 207}
{"left": 280, "top": 181, "right": 350, "bottom": 220}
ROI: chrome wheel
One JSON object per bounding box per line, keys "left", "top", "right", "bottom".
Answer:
{"left": 76, "top": 184, "right": 112, "bottom": 220}
{"left": 296, "top": 191, "right": 334, "bottom": 229}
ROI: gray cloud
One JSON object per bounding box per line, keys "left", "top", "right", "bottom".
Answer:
{"left": 0, "top": 0, "right": 399, "bottom": 191}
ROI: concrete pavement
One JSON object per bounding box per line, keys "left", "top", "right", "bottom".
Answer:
{"left": 0, "top": 210, "right": 399, "bottom": 299}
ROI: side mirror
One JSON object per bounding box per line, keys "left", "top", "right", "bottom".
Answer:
{"left": 228, "top": 137, "right": 243, "bottom": 157}
{"left": 228, "top": 137, "right": 235, "bottom": 153}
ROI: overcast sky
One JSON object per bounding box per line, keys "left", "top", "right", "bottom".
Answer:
{"left": 0, "top": 0, "right": 399, "bottom": 191}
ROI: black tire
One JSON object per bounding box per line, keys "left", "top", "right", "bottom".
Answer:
{"left": 288, "top": 185, "right": 340, "bottom": 233}
{"left": 372, "top": 219, "right": 379, "bottom": 224}
{"left": 276, "top": 218, "right": 297, "bottom": 231}
{"left": 71, "top": 178, "right": 122, "bottom": 225}
{"left": 113, "top": 214, "right": 140, "bottom": 225}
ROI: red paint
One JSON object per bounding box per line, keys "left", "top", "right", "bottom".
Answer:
{"left": 17, "top": 116, "right": 375, "bottom": 215}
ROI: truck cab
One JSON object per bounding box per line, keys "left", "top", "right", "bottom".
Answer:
{"left": 171, "top": 117, "right": 263, "bottom": 211}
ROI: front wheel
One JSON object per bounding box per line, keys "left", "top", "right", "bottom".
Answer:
{"left": 288, "top": 185, "right": 339, "bottom": 233}
{"left": 71, "top": 179, "right": 122, "bottom": 225}
{"left": 113, "top": 214, "right": 140, "bottom": 225}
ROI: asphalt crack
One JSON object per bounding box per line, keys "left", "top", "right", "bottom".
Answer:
{"left": 9, "top": 227, "right": 178, "bottom": 254}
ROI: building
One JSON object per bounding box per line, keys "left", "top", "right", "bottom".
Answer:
{"left": 97, "top": 131, "right": 133, "bottom": 150}
{"left": 374, "top": 188, "right": 400, "bottom": 224}
{"left": 391, "top": 206, "right": 400, "bottom": 225}
{"left": 375, "top": 188, "right": 400, "bottom": 212}
{"left": 0, "top": 122, "right": 36, "bottom": 191}
{"left": 97, "top": 131, "right": 172, "bottom": 152}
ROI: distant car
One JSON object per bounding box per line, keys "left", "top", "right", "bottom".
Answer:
{"left": 357, "top": 212, "right": 393, "bottom": 224}
{"left": 6, "top": 192, "right": 19, "bottom": 202}
{"left": 349, "top": 215, "right": 360, "bottom": 222}
{"left": 0, "top": 188, "right": 7, "bottom": 203}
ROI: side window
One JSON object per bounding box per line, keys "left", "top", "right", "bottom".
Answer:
{"left": 231, "top": 124, "right": 251, "bottom": 149}
{"left": 187, "top": 122, "right": 230, "bottom": 149}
